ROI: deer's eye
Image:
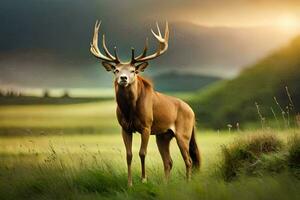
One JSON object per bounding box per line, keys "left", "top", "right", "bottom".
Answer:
{"left": 130, "top": 70, "right": 135, "bottom": 73}
{"left": 114, "top": 69, "right": 119, "bottom": 74}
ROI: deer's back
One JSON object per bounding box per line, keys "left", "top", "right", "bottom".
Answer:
{"left": 151, "top": 91, "right": 194, "bottom": 134}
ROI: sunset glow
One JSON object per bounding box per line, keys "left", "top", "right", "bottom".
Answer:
{"left": 277, "top": 15, "right": 300, "bottom": 33}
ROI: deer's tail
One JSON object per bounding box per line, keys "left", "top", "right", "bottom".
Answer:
{"left": 189, "top": 124, "right": 201, "bottom": 170}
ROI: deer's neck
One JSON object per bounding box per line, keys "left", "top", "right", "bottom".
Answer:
{"left": 115, "top": 78, "right": 142, "bottom": 119}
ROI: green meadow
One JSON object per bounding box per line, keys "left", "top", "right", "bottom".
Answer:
{"left": 0, "top": 101, "right": 299, "bottom": 200}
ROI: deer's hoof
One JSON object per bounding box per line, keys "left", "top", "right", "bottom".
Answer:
{"left": 128, "top": 182, "right": 133, "bottom": 187}
{"left": 141, "top": 177, "right": 147, "bottom": 183}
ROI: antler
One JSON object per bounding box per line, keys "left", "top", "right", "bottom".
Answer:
{"left": 90, "top": 20, "right": 120, "bottom": 63}
{"left": 131, "top": 22, "right": 169, "bottom": 64}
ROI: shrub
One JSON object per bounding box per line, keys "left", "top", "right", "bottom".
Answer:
{"left": 287, "top": 134, "right": 300, "bottom": 177}
{"left": 220, "top": 133, "right": 283, "bottom": 181}
{"left": 246, "top": 134, "right": 283, "bottom": 155}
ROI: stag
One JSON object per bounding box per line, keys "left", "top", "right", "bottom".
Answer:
{"left": 90, "top": 20, "right": 200, "bottom": 186}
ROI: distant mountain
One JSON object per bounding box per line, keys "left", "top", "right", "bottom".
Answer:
{"left": 190, "top": 36, "right": 300, "bottom": 128}
{"left": 152, "top": 71, "right": 221, "bottom": 92}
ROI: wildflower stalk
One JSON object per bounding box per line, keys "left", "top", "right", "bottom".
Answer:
{"left": 285, "top": 86, "right": 295, "bottom": 109}
{"left": 285, "top": 86, "right": 297, "bottom": 128}
{"left": 274, "top": 96, "right": 287, "bottom": 129}
{"left": 270, "top": 107, "right": 280, "bottom": 129}
{"left": 255, "top": 102, "right": 265, "bottom": 129}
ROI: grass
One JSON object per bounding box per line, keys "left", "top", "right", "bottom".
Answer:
{"left": 219, "top": 132, "right": 300, "bottom": 182}
{"left": 0, "top": 101, "right": 300, "bottom": 199}
{"left": 287, "top": 134, "right": 300, "bottom": 177}
{"left": 1, "top": 131, "right": 300, "bottom": 200}
{"left": 0, "top": 101, "right": 119, "bottom": 135}
{"left": 0, "top": 96, "right": 113, "bottom": 105}
{"left": 219, "top": 133, "right": 284, "bottom": 181}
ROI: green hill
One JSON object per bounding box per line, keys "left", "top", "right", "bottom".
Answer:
{"left": 190, "top": 36, "right": 300, "bottom": 129}
{"left": 153, "top": 71, "right": 221, "bottom": 92}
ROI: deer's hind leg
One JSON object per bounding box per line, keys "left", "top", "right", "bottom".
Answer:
{"left": 156, "top": 131, "right": 174, "bottom": 181}
{"left": 175, "top": 121, "right": 194, "bottom": 181}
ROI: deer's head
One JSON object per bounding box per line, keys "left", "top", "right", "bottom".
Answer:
{"left": 90, "top": 21, "right": 169, "bottom": 87}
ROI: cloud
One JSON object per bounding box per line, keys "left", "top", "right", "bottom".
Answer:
{"left": 1, "top": 0, "right": 300, "bottom": 88}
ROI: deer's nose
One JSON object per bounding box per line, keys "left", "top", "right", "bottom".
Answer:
{"left": 120, "top": 75, "right": 127, "bottom": 81}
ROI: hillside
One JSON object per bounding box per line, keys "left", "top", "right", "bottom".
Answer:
{"left": 152, "top": 71, "right": 221, "bottom": 92}
{"left": 190, "top": 36, "right": 300, "bottom": 129}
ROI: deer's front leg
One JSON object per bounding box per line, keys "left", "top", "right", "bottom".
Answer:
{"left": 139, "top": 128, "right": 150, "bottom": 183}
{"left": 122, "top": 129, "right": 133, "bottom": 187}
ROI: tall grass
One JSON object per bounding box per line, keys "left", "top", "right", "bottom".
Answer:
{"left": 287, "top": 134, "right": 300, "bottom": 177}
{"left": 0, "top": 101, "right": 300, "bottom": 199}
{"left": 219, "top": 132, "right": 300, "bottom": 182}
{"left": 0, "top": 131, "right": 299, "bottom": 200}
{"left": 1, "top": 153, "right": 299, "bottom": 199}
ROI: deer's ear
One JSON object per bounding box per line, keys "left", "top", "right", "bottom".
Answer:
{"left": 102, "top": 62, "right": 115, "bottom": 71}
{"left": 135, "top": 62, "right": 148, "bottom": 72}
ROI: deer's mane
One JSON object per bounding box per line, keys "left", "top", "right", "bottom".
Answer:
{"left": 114, "top": 76, "right": 153, "bottom": 132}
{"left": 136, "top": 75, "right": 153, "bottom": 88}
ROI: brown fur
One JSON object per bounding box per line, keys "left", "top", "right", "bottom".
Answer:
{"left": 115, "top": 75, "right": 201, "bottom": 186}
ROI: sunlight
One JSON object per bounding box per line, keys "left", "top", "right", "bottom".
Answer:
{"left": 277, "top": 15, "right": 300, "bottom": 33}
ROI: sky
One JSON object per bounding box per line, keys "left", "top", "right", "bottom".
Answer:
{"left": 1, "top": 0, "right": 300, "bottom": 90}
{"left": 156, "top": 0, "right": 300, "bottom": 27}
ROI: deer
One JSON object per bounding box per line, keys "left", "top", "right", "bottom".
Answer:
{"left": 90, "top": 20, "right": 201, "bottom": 186}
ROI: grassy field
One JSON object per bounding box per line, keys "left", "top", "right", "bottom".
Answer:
{"left": 0, "top": 101, "right": 299, "bottom": 200}
{"left": 0, "top": 100, "right": 119, "bottom": 135}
